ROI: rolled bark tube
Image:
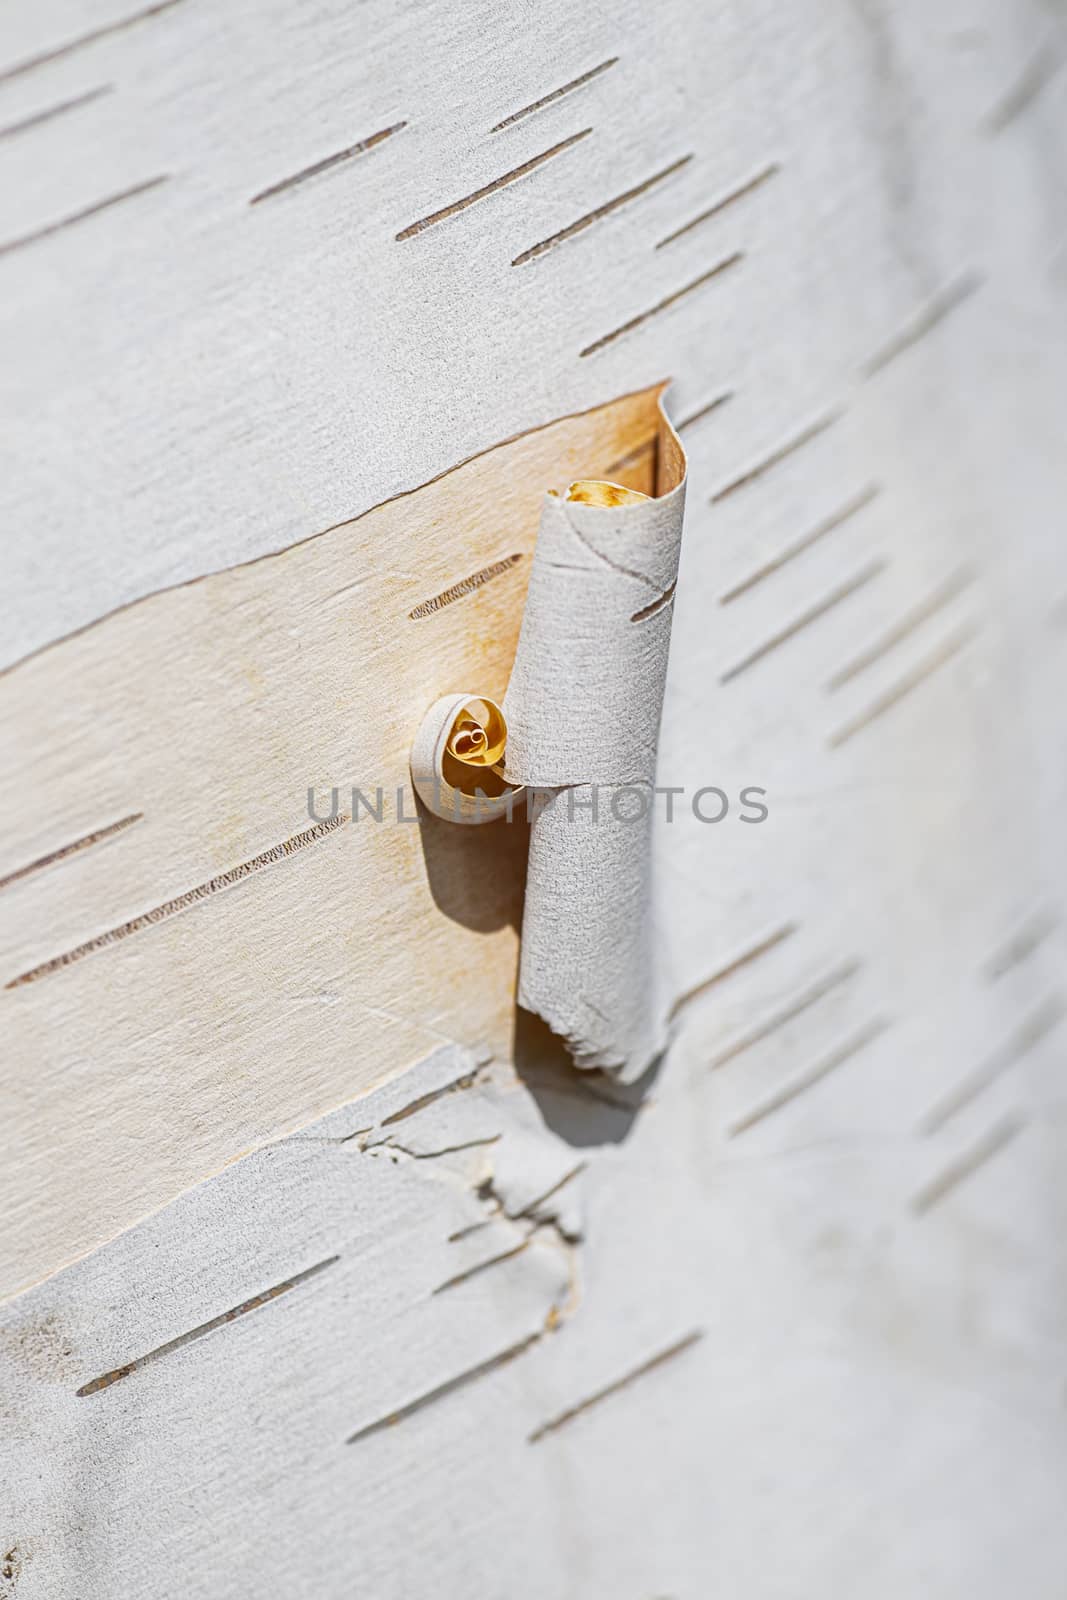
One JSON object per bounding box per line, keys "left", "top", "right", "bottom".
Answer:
{"left": 502, "top": 390, "right": 687, "bottom": 1078}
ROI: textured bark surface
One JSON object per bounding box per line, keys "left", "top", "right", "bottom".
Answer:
{"left": 1, "top": 0, "right": 1066, "bottom": 1593}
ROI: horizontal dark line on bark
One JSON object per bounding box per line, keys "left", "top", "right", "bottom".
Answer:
{"left": 827, "top": 625, "right": 977, "bottom": 748}
{"left": 77, "top": 1257, "right": 339, "bottom": 1396}
{"left": 0, "top": 84, "right": 112, "bottom": 141}
{"left": 0, "top": 0, "right": 184, "bottom": 85}
{"left": 491, "top": 59, "right": 618, "bottom": 132}
{"left": 250, "top": 122, "right": 407, "bottom": 204}
{"left": 6, "top": 814, "right": 346, "bottom": 988}
{"left": 911, "top": 1114, "right": 1023, "bottom": 1214}
{"left": 512, "top": 155, "right": 692, "bottom": 265}
{"left": 397, "top": 129, "right": 591, "bottom": 240}
{"left": 0, "top": 175, "right": 168, "bottom": 260}
{"left": 580, "top": 253, "right": 743, "bottom": 357}
{"left": 0, "top": 812, "right": 142, "bottom": 892}
{"left": 710, "top": 409, "right": 841, "bottom": 504}
{"left": 655, "top": 160, "right": 780, "bottom": 248}
{"left": 529, "top": 1329, "right": 703, "bottom": 1441}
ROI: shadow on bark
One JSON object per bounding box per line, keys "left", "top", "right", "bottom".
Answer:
{"left": 414, "top": 798, "right": 529, "bottom": 934}
{"left": 511, "top": 1008, "right": 661, "bottom": 1147}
